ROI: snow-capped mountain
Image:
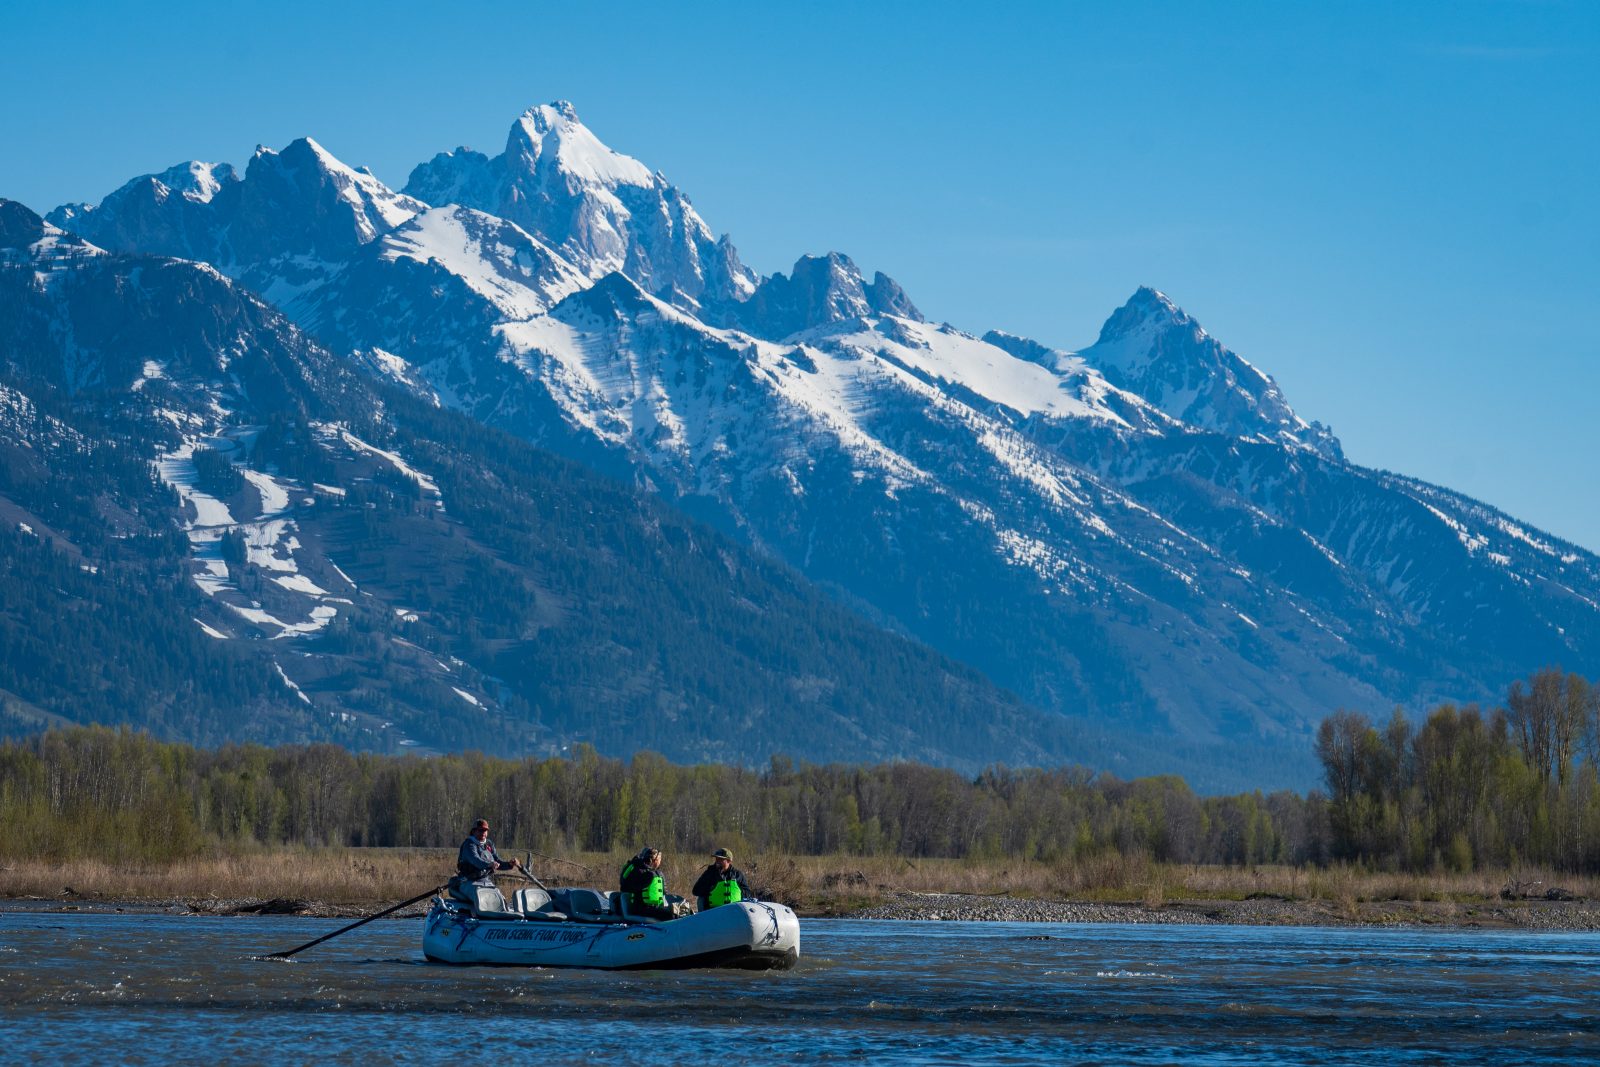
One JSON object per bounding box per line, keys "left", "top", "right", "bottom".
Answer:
{"left": 404, "top": 102, "right": 755, "bottom": 314}
{"left": 45, "top": 135, "right": 429, "bottom": 320}
{"left": 48, "top": 138, "right": 424, "bottom": 273}
{"left": 33, "top": 104, "right": 1600, "bottom": 790}
{"left": 47, "top": 160, "right": 236, "bottom": 262}
{"left": 1, "top": 198, "right": 1054, "bottom": 768}
{"left": 1066, "top": 286, "right": 1342, "bottom": 458}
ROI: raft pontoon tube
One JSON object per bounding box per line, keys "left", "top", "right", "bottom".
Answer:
{"left": 422, "top": 885, "right": 800, "bottom": 970}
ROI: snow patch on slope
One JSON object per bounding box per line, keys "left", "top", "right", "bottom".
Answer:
{"left": 812, "top": 318, "right": 1131, "bottom": 424}
{"left": 155, "top": 432, "right": 342, "bottom": 639}
{"left": 377, "top": 206, "right": 587, "bottom": 319}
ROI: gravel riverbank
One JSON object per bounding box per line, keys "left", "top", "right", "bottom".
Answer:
{"left": 840, "top": 891, "right": 1600, "bottom": 930}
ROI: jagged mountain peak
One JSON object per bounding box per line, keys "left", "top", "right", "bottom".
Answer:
{"left": 43, "top": 158, "right": 241, "bottom": 261}
{"left": 1078, "top": 287, "right": 1341, "bottom": 458}
{"left": 552, "top": 268, "right": 653, "bottom": 318}
{"left": 138, "top": 160, "right": 238, "bottom": 205}
{"left": 47, "top": 136, "right": 424, "bottom": 271}
{"left": 514, "top": 99, "right": 584, "bottom": 135}
{"left": 1096, "top": 286, "right": 1193, "bottom": 346}
{"left": 865, "top": 269, "right": 921, "bottom": 322}
{"left": 403, "top": 103, "right": 755, "bottom": 311}
{"left": 83, "top": 158, "right": 238, "bottom": 211}
{"left": 277, "top": 135, "right": 341, "bottom": 169}
{"left": 222, "top": 137, "right": 426, "bottom": 266}
{"left": 248, "top": 136, "right": 423, "bottom": 224}
{"left": 791, "top": 251, "right": 872, "bottom": 309}
{"left": 505, "top": 101, "right": 657, "bottom": 190}
{"left": 733, "top": 251, "right": 924, "bottom": 339}
{"left": 404, "top": 100, "right": 663, "bottom": 204}
{"left": 404, "top": 146, "right": 489, "bottom": 205}
{"left": 0, "top": 199, "right": 51, "bottom": 249}
{"left": 278, "top": 135, "right": 383, "bottom": 182}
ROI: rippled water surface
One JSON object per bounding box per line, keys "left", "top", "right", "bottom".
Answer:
{"left": 3, "top": 910, "right": 1598, "bottom": 1063}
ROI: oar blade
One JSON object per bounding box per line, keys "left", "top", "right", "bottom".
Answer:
{"left": 259, "top": 884, "right": 445, "bottom": 961}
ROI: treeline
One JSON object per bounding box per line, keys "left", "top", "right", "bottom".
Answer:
{"left": 10, "top": 671, "right": 1600, "bottom": 875}
{"left": 1317, "top": 668, "right": 1600, "bottom": 871}
{"left": 0, "top": 725, "right": 1323, "bottom": 867}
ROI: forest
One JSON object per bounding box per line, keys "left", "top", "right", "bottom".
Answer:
{"left": 1317, "top": 668, "right": 1600, "bottom": 871}
{"left": 3, "top": 668, "right": 1597, "bottom": 874}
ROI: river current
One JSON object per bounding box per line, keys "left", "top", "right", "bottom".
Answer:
{"left": 2, "top": 910, "right": 1597, "bottom": 1063}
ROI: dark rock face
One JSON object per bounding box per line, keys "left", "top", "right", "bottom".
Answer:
{"left": 45, "top": 162, "right": 238, "bottom": 262}
{"left": 982, "top": 329, "right": 1058, "bottom": 368}
{"left": 733, "top": 252, "right": 923, "bottom": 338}
{"left": 866, "top": 271, "right": 921, "bottom": 320}
{"left": 1, "top": 199, "right": 48, "bottom": 249}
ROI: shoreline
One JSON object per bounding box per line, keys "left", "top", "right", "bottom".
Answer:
{"left": 831, "top": 891, "right": 1600, "bottom": 930}
{"left": 9, "top": 890, "right": 1600, "bottom": 931}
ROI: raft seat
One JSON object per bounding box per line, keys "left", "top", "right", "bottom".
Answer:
{"left": 565, "top": 888, "right": 608, "bottom": 917}
{"left": 557, "top": 887, "right": 625, "bottom": 923}
{"left": 472, "top": 886, "right": 523, "bottom": 920}
{"left": 615, "top": 894, "right": 668, "bottom": 923}
{"left": 512, "top": 887, "right": 569, "bottom": 920}
{"left": 514, "top": 887, "right": 551, "bottom": 913}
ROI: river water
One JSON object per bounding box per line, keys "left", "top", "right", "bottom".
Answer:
{"left": 2, "top": 910, "right": 1597, "bottom": 1063}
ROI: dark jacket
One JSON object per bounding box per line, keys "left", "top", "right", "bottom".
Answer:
{"left": 457, "top": 835, "right": 513, "bottom": 884}
{"left": 692, "top": 864, "right": 752, "bottom": 908}
{"left": 618, "top": 857, "right": 674, "bottom": 920}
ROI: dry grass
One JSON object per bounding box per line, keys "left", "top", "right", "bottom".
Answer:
{"left": 0, "top": 848, "right": 455, "bottom": 904}
{"left": 775, "top": 856, "right": 1600, "bottom": 912}
{"left": 3, "top": 846, "right": 1596, "bottom": 911}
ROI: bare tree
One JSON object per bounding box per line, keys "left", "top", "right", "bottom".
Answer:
{"left": 1315, "top": 709, "right": 1369, "bottom": 807}
{"left": 1507, "top": 668, "right": 1587, "bottom": 788}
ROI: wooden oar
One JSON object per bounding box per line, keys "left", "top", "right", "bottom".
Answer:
{"left": 520, "top": 855, "right": 551, "bottom": 891}
{"left": 527, "top": 850, "right": 593, "bottom": 875}
{"left": 263, "top": 883, "right": 447, "bottom": 960}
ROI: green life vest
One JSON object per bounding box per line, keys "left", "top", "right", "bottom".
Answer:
{"left": 642, "top": 871, "right": 665, "bottom": 907}
{"left": 622, "top": 860, "right": 666, "bottom": 908}
{"left": 708, "top": 875, "right": 743, "bottom": 907}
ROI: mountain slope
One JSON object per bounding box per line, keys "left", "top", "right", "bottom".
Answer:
{"left": 0, "top": 199, "right": 1063, "bottom": 769}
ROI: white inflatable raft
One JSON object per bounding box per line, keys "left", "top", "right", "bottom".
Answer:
{"left": 422, "top": 885, "right": 800, "bottom": 970}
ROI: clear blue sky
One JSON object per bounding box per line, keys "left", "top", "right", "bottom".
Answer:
{"left": 6, "top": 1, "right": 1598, "bottom": 549}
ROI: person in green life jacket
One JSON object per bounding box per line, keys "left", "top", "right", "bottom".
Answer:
{"left": 618, "top": 846, "right": 681, "bottom": 921}
{"left": 692, "top": 847, "right": 754, "bottom": 911}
